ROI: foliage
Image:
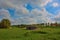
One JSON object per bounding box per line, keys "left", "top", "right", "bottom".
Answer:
{"left": 0, "top": 19, "right": 11, "bottom": 28}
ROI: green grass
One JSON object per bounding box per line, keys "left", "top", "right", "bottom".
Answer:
{"left": 0, "top": 27, "right": 60, "bottom": 40}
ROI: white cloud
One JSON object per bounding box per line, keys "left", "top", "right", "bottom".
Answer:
{"left": 40, "top": 0, "right": 52, "bottom": 7}
{"left": 13, "top": 8, "right": 53, "bottom": 25}
{"left": 11, "top": 17, "right": 37, "bottom": 25}
{"left": 0, "top": 9, "right": 11, "bottom": 19}
{"left": 0, "top": 0, "right": 56, "bottom": 25}
{"left": 0, "top": 0, "right": 52, "bottom": 9}
{"left": 52, "top": 2, "right": 59, "bottom": 7}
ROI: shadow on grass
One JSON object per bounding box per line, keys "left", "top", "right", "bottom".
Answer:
{"left": 32, "top": 31, "right": 48, "bottom": 34}
{"left": 48, "top": 37, "right": 57, "bottom": 40}
{"left": 55, "top": 32, "right": 60, "bottom": 35}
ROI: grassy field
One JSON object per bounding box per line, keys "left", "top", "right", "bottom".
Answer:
{"left": 0, "top": 27, "right": 60, "bottom": 40}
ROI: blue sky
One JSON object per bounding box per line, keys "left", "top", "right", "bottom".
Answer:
{"left": 7, "top": 8, "right": 15, "bottom": 16}
{"left": 24, "top": 4, "right": 34, "bottom": 12}
{"left": 45, "top": 0, "right": 60, "bottom": 15}
{"left": 0, "top": 0, "right": 60, "bottom": 25}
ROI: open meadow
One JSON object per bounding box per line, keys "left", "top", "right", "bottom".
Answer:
{"left": 0, "top": 27, "right": 60, "bottom": 40}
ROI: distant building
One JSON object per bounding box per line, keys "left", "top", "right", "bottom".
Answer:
{"left": 51, "top": 23, "right": 60, "bottom": 27}
{"left": 26, "top": 25, "right": 37, "bottom": 30}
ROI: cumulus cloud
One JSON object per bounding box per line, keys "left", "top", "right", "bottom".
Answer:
{"left": 52, "top": 2, "right": 59, "bottom": 7}
{"left": 40, "top": 0, "right": 52, "bottom": 7}
{"left": 0, "top": 0, "right": 52, "bottom": 9}
{"left": 12, "top": 17, "right": 37, "bottom": 25}
{"left": 12, "top": 8, "right": 53, "bottom": 25}
{"left": 0, "top": 9, "right": 11, "bottom": 20}
{"left": 0, "top": 0, "right": 59, "bottom": 25}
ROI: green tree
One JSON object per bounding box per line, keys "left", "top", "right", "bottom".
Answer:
{"left": 0, "top": 19, "right": 11, "bottom": 28}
